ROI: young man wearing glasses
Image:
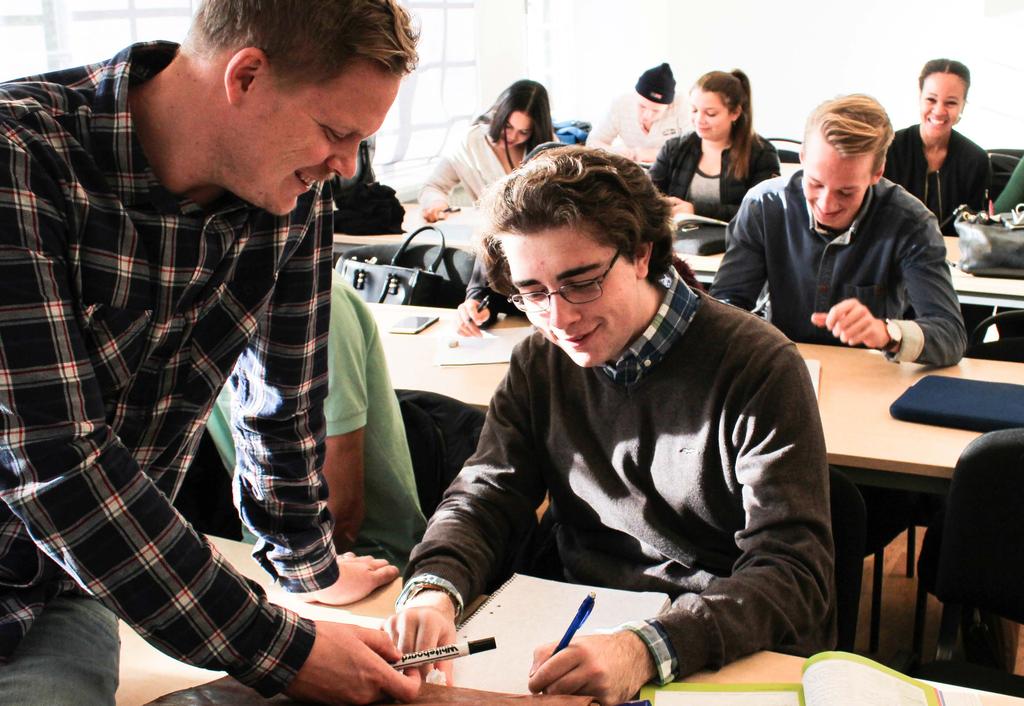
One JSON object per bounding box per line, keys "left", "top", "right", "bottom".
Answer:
{"left": 387, "top": 146, "right": 834, "bottom": 704}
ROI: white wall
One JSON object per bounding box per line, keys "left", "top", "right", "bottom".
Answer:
{"left": 476, "top": 0, "right": 1024, "bottom": 148}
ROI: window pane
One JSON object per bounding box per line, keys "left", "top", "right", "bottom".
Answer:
{"left": 444, "top": 7, "right": 476, "bottom": 62}
{"left": 68, "top": 18, "right": 134, "bottom": 65}
{"left": 136, "top": 15, "right": 192, "bottom": 42}
{"left": 442, "top": 65, "right": 478, "bottom": 118}
{"left": 68, "top": 0, "right": 130, "bottom": 11}
{"left": 0, "top": 25, "right": 48, "bottom": 80}
{"left": 134, "top": 0, "right": 192, "bottom": 8}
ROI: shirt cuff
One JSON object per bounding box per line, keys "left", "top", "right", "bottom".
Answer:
{"left": 395, "top": 574, "right": 465, "bottom": 621}
{"left": 620, "top": 619, "right": 678, "bottom": 685}
{"left": 254, "top": 535, "right": 340, "bottom": 595}
{"left": 884, "top": 320, "right": 924, "bottom": 363}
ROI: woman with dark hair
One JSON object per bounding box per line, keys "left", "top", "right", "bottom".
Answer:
{"left": 884, "top": 59, "right": 990, "bottom": 235}
{"left": 418, "top": 79, "right": 554, "bottom": 223}
{"left": 649, "top": 69, "right": 779, "bottom": 221}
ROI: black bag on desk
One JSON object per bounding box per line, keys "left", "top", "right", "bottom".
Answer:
{"left": 331, "top": 139, "right": 405, "bottom": 235}
{"left": 333, "top": 181, "right": 405, "bottom": 235}
{"left": 336, "top": 226, "right": 475, "bottom": 308}
{"left": 954, "top": 207, "right": 1024, "bottom": 279}
{"left": 673, "top": 223, "right": 727, "bottom": 256}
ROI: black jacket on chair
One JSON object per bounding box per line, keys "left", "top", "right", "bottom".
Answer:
{"left": 649, "top": 131, "right": 780, "bottom": 221}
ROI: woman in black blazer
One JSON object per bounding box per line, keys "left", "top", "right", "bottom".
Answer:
{"left": 649, "top": 69, "right": 779, "bottom": 222}
{"left": 883, "top": 58, "right": 990, "bottom": 235}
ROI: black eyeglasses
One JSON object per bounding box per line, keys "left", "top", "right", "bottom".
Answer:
{"left": 508, "top": 251, "right": 621, "bottom": 313}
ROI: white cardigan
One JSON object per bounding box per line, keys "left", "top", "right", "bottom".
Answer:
{"left": 418, "top": 124, "right": 507, "bottom": 208}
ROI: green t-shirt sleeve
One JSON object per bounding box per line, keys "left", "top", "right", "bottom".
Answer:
{"left": 323, "top": 281, "right": 371, "bottom": 437}
{"left": 206, "top": 386, "right": 238, "bottom": 472}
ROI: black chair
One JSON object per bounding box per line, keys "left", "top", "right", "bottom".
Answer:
{"left": 829, "top": 469, "right": 866, "bottom": 652}
{"left": 766, "top": 137, "right": 801, "bottom": 165}
{"left": 396, "top": 389, "right": 485, "bottom": 517}
{"left": 988, "top": 149, "right": 1023, "bottom": 204}
{"left": 860, "top": 485, "right": 928, "bottom": 653}
{"left": 965, "top": 309, "right": 1024, "bottom": 363}
{"left": 910, "top": 429, "right": 1024, "bottom": 696}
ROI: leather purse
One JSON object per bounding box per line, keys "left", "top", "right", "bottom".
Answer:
{"left": 954, "top": 206, "right": 1024, "bottom": 279}
{"left": 673, "top": 223, "right": 727, "bottom": 256}
{"left": 337, "top": 226, "right": 475, "bottom": 308}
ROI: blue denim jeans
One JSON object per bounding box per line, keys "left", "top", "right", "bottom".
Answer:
{"left": 0, "top": 595, "right": 120, "bottom": 706}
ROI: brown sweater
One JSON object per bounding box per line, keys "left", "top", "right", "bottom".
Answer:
{"left": 408, "top": 293, "right": 835, "bottom": 677}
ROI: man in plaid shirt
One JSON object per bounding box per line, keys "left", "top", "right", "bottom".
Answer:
{"left": 0, "top": 1, "right": 421, "bottom": 703}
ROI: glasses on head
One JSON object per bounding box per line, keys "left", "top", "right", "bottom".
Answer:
{"left": 508, "top": 251, "right": 621, "bottom": 313}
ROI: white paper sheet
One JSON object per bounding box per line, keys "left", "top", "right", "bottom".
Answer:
{"left": 435, "top": 326, "right": 533, "bottom": 366}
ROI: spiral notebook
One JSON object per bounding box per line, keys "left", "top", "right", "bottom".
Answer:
{"left": 453, "top": 573, "right": 671, "bottom": 694}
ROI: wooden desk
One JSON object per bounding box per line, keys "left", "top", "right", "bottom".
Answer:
{"left": 370, "top": 305, "right": 1023, "bottom": 492}
{"left": 683, "top": 651, "right": 1024, "bottom": 704}
{"left": 797, "top": 342, "right": 1022, "bottom": 493}
{"left": 116, "top": 537, "right": 400, "bottom": 706}
{"left": 373, "top": 303, "right": 524, "bottom": 409}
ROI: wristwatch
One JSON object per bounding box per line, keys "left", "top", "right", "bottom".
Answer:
{"left": 396, "top": 576, "right": 464, "bottom": 618}
{"left": 884, "top": 319, "right": 903, "bottom": 353}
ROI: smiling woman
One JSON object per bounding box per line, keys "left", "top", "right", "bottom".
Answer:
{"left": 649, "top": 69, "right": 781, "bottom": 222}
{"left": 883, "top": 58, "right": 990, "bottom": 235}
{"left": 417, "top": 79, "right": 555, "bottom": 223}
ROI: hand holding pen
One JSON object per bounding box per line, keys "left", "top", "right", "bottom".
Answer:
{"left": 527, "top": 592, "right": 655, "bottom": 704}
{"left": 455, "top": 294, "right": 491, "bottom": 337}
{"left": 527, "top": 592, "right": 595, "bottom": 681}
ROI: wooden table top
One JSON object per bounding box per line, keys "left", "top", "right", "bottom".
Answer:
{"left": 371, "top": 304, "right": 1023, "bottom": 486}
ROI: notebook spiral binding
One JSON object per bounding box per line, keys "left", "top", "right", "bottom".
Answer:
{"left": 456, "top": 572, "right": 522, "bottom": 630}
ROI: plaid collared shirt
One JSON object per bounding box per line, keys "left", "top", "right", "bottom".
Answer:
{"left": 0, "top": 43, "right": 335, "bottom": 694}
{"left": 602, "top": 269, "right": 701, "bottom": 386}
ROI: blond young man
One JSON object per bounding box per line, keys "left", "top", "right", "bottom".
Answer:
{"left": 711, "top": 94, "right": 966, "bottom": 367}
{"left": 0, "top": 2, "right": 421, "bottom": 703}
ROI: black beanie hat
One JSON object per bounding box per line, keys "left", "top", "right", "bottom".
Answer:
{"left": 635, "top": 63, "right": 676, "bottom": 105}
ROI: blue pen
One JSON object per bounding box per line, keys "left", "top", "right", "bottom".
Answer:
{"left": 553, "top": 592, "right": 596, "bottom": 654}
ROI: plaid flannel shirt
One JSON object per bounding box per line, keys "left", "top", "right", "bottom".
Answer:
{"left": 0, "top": 42, "right": 337, "bottom": 695}
{"left": 602, "top": 269, "right": 700, "bottom": 387}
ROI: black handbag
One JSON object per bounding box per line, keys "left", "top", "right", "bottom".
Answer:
{"left": 336, "top": 226, "right": 476, "bottom": 308}
{"left": 672, "top": 222, "right": 727, "bottom": 256}
{"left": 331, "top": 139, "right": 405, "bottom": 235}
{"left": 954, "top": 206, "right": 1024, "bottom": 279}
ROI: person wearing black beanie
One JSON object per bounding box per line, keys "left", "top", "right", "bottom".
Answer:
{"left": 635, "top": 62, "right": 676, "bottom": 104}
{"left": 586, "top": 62, "right": 685, "bottom": 164}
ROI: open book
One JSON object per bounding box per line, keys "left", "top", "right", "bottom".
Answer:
{"left": 453, "top": 574, "right": 670, "bottom": 694}
{"left": 640, "top": 651, "right": 981, "bottom": 706}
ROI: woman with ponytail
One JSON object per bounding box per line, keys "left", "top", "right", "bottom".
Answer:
{"left": 650, "top": 69, "right": 779, "bottom": 221}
